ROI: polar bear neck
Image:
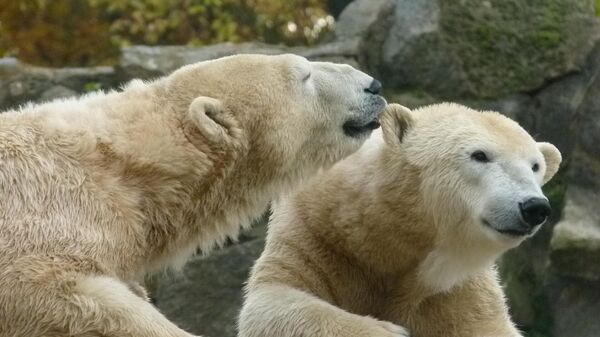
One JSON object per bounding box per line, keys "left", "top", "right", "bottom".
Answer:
{"left": 416, "top": 244, "right": 500, "bottom": 294}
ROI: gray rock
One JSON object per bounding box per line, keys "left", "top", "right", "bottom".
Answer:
{"left": 298, "top": 41, "right": 361, "bottom": 69}
{"left": 118, "top": 42, "right": 360, "bottom": 80}
{"left": 550, "top": 186, "right": 600, "bottom": 281}
{"left": 551, "top": 278, "right": 600, "bottom": 337}
{"left": 118, "top": 43, "right": 287, "bottom": 79}
{"left": 0, "top": 58, "right": 117, "bottom": 110}
{"left": 439, "top": 0, "right": 598, "bottom": 98}
{"left": 580, "top": 106, "right": 600, "bottom": 160}
{"left": 383, "top": 89, "right": 438, "bottom": 109}
{"left": 153, "top": 238, "right": 265, "bottom": 337}
{"left": 530, "top": 73, "right": 588, "bottom": 160}
{"left": 334, "top": 0, "right": 394, "bottom": 43}
{"left": 0, "top": 57, "right": 23, "bottom": 72}
{"left": 559, "top": 42, "right": 600, "bottom": 189}
{"left": 567, "top": 148, "right": 600, "bottom": 192}
{"left": 50, "top": 67, "right": 116, "bottom": 91}
{"left": 380, "top": 0, "right": 471, "bottom": 97}
{"left": 338, "top": 0, "right": 600, "bottom": 98}
{"left": 577, "top": 46, "right": 600, "bottom": 161}
{"left": 39, "top": 85, "right": 77, "bottom": 102}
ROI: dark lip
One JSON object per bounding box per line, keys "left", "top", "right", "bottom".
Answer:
{"left": 482, "top": 219, "right": 532, "bottom": 237}
{"left": 343, "top": 96, "right": 385, "bottom": 138}
{"left": 343, "top": 118, "right": 381, "bottom": 138}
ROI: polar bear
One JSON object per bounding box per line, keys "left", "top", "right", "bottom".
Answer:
{"left": 0, "top": 54, "right": 386, "bottom": 337}
{"left": 239, "top": 103, "right": 562, "bottom": 337}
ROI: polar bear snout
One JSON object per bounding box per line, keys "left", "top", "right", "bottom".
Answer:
{"left": 343, "top": 81, "right": 386, "bottom": 138}
{"left": 482, "top": 194, "right": 551, "bottom": 238}
{"left": 519, "top": 197, "right": 551, "bottom": 228}
{"left": 364, "top": 79, "right": 382, "bottom": 95}
{"left": 306, "top": 59, "right": 386, "bottom": 139}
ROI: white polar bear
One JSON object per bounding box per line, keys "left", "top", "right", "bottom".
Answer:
{"left": 0, "top": 54, "right": 386, "bottom": 337}
{"left": 240, "top": 103, "right": 562, "bottom": 337}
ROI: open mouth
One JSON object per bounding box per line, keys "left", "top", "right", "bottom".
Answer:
{"left": 482, "top": 219, "right": 532, "bottom": 237}
{"left": 343, "top": 118, "right": 381, "bottom": 138}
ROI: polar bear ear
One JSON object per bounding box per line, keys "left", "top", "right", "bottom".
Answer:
{"left": 381, "top": 104, "right": 414, "bottom": 149}
{"left": 538, "top": 142, "right": 562, "bottom": 184}
{"left": 185, "top": 96, "right": 239, "bottom": 143}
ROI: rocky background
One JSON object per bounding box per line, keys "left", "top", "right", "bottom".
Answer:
{"left": 1, "top": 1, "right": 599, "bottom": 336}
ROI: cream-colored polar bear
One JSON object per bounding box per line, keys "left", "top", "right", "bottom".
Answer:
{"left": 240, "top": 103, "right": 562, "bottom": 337}
{"left": 0, "top": 54, "right": 386, "bottom": 337}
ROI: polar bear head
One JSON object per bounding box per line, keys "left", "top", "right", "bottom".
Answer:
{"left": 383, "top": 103, "right": 562, "bottom": 250}
{"left": 165, "top": 54, "right": 386, "bottom": 183}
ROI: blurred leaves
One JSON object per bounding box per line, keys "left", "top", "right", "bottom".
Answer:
{"left": 0, "top": 0, "right": 333, "bottom": 67}
{"left": 0, "top": 0, "right": 115, "bottom": 67}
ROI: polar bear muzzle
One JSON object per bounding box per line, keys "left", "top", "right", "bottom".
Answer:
{"left": 342, "top": 79, "right": 386, "bottom": 138}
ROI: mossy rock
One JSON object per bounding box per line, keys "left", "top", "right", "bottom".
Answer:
{"left": 360, "top": 0, "right": 600, "bottom": 99}
{"left": 550, "top": 186, "right": 600, "bottom": 281}
{"left": 441, "top": 0, "right": 597, "bottom": 97}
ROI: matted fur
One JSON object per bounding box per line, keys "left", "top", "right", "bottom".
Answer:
{"left": 0, "top": 54, "right": 384, "bottom": 337}
{"left": 239, "top": 103, "right": 562, "bottom": 337}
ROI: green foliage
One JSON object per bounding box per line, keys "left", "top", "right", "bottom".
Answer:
{"left": 0, "top": 0, "right": 332, "bottom": 67}
{"left": 84, "top": 82, "right": 103, "bottom": 92}
{"left": 0, "top": 0, "right": 115, "bottom": 67}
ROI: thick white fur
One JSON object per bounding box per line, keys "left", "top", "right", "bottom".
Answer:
{"left": 0, "top": 54, "right": 382, "bottom": 336}
{"left": 239, "top": 103, "right": 562, "bottom": 337}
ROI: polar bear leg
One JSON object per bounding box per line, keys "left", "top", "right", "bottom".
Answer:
{"left": 239, "top": 284, "right": 410, "bottom": 337}
{"left": 393, "top": 270, "right": 522, "bottom": 337}
{"left": 74, "top": 275, "right": 196, "bottom": 337}
{"left": 0, "top": 257, "right": 196, "bottom": 337}
{"left": 126, "top": 281, "right": 151, "bottom": 302}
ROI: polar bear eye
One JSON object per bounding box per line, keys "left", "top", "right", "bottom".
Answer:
{"left": 302, "top": 72, "right": 311, "bottom": 81}
{"left": 532, "top": 163, "right": 540, "bottom": 172}
{"left": 471, "top": 150, "right": 490, "bottom": 163}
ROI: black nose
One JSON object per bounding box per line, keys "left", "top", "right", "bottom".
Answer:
{"left": 519, "top": 197, "right": 551, "bottom": 228}
{"left": 365, "top": 79, "right": 382, "bottom": 95}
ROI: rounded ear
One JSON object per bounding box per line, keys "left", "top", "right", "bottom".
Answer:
{"left": 381, "top": 104, "right": 414, "bottom": 149}
{"left": 538, "top": 142, "right": 562, "bottom": 184}
{"left": 185, "top": 96, "right": 241, "bottom": 144}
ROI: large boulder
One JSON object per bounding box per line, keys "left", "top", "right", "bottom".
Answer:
{"left": 336, "top": 0, "right": 600, "bottom": 98}
{"left": 550, "top": 187, "right": 600, "bottom": 281}
{"left": 550, "top": 277, "right": 600, "bottom": 337}
{"left": 566, "top": 42, "right": 600, "bottom": 190}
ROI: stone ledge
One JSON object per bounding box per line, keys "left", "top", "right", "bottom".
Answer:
{"left": 118, "top": 41, "right": 360, "bottom": 80}
{"left": 550, "top": 186, "right": 600, "bottom": 281}
{"left": 0, "top": 57, "right": 117, "bottom": 110}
